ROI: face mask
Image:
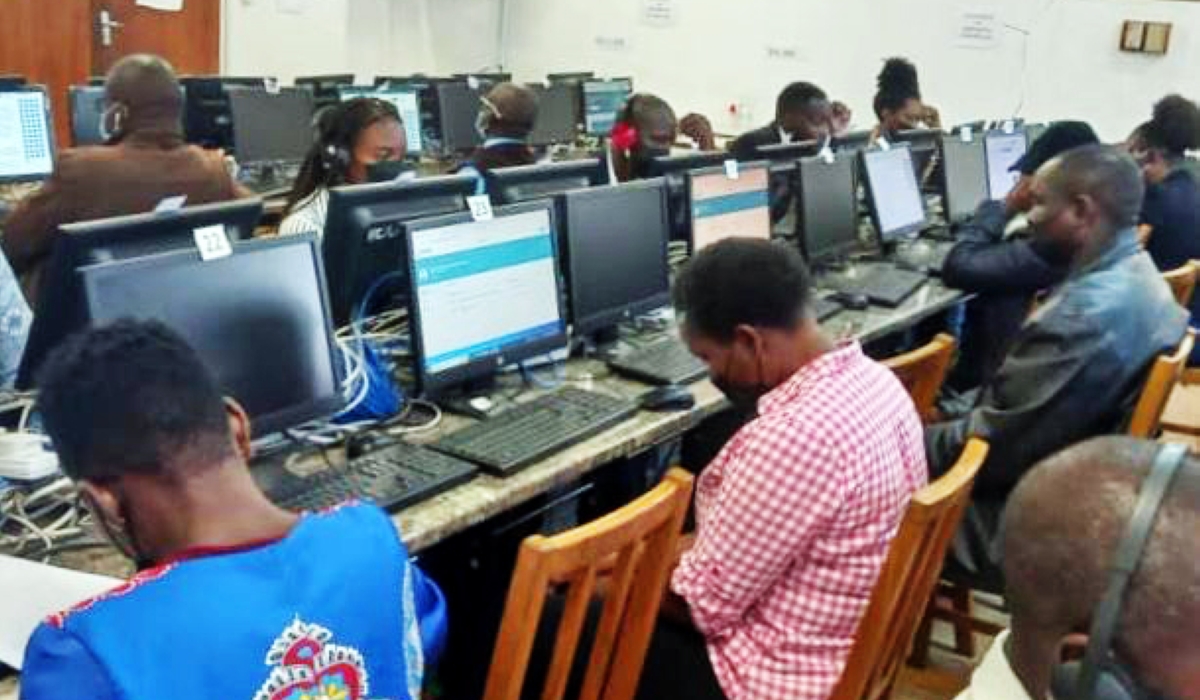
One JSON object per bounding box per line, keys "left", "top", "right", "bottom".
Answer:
{"left": 98, "top": 104, "right": 124, "bottom": 143}
{"left": 365, "top": 160, "right": 414, "bottom": 183}
{"left": 711, "top": 375, "right": 767, "bottom": 417}
{"left": 82, "top": 489, "right": 156, "bottom": 571}
{"left": 475, "top": 110, "right": 490, "bottom": 140}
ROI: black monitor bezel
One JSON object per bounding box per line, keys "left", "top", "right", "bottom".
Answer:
{"left": 797, "top": 153, "right": 860, "bottom": 263}
{"left": 404, "top": 200, "right": 568, "bottom": 397}
{"left": 0, "top": 85, "right": 56, "bottom": 184}
{"left": 485, "top": 159, "right": 604, "bottom": 205}
{"left": 227, "top": 87, "right": 316, "bottom": 164}
{"left": 939, "top": 133, "right": 990, "bottom": 224}
{"left": 983, "top": 128, "right": 1030, "bottom": 201}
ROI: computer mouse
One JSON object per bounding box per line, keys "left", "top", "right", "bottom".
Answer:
{"left": 345, "top": 431, "right": 395, "bottom": 459}
{"left": 829, "top": 291, "right": 870, "bottom": 311}
{"left": 638, "top": 385, "right": 696, "bottom": 412}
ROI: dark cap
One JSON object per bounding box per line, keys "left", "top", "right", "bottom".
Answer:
{"left": 1011, "top": 121, "right": 1100, "bottom": 175}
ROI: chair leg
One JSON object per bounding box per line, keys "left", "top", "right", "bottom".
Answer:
{"left": 949, "top": 584, "right": 976, "bottom": 658}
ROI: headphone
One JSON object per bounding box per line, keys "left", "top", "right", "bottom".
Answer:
{"left": 1050, "top": 442, "right": 1189, "bottom": 700}
{"left": 313, "top": 103, "right": 354, "bottom": 176}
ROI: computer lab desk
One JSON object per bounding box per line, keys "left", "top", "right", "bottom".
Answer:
{"left": 12, "top": 280, "right": 965, "bottom": 578}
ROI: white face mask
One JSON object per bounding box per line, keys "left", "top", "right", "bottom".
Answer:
{"left": 98, "top": 103, "right": 125, "bottom": 143}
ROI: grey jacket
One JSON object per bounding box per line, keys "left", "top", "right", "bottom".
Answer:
{"left": 927, "top": 228, "right": 1189, "bottom": 500}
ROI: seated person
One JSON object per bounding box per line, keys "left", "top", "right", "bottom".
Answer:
{"left": 872, "top": 57, "right": 941, "bottom": 142}
{"left": 956, "top": 436, "right": 1200, "bottom": 700}
{"left": 605, "top": 93, "right": 715, "bottom": 183}
{"left": 638, "top": 239, "right": 928, "bottom": 700}
{"left": 20, "top": 320, "right": 446, "bottom": 700}
{"left": 280, "top": 97, "right": 408, "bottom": 237}
{"left": 1127, "top": 95, "right": 1200, "bottom": 363}
{"left": 927, "top": 145, "right": 1190, "bottom": 588}
{"left": 942, "top": 121, "right": 1098, "bottom": 390}
{"left": 1, "top": 55, "right": 249, "bottom": 307}
{"left": 727, "top": 81, "right": 833, "bottom": 161}
{"left": 460, "top": 82, "right": 539, "bottom": 174}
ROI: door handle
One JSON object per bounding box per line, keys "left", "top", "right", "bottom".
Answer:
{"left": 99, "top": 9, "right": 125, "bottom": 47}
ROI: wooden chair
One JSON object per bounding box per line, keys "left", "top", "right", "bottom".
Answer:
{"left": 482, "top": 468, "right": 694, "bottom": 700}
{"left": 1128, "top": 329, "right": 1196, "bottom": 439}
{"left": 829, "top": 439, "right": 989, "bottom": 700}
{"left": 882, "top": 333, "right": 957, "bottom": 423}
{"left": 1162, "top": 260, "right": 1199, "bottom": 309}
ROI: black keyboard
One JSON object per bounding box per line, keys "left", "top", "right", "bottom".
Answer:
{"left": 825, "top": 266, "right": 928, "bottom": 308}
{"left": 812, "top": 296, "right": 844, "bottom": 322}
{"left": 431, "top": 387, "right": 638, "bottom": 475}
{"left": 608, "top": 337, "right": 708, "bottom": 386}
{"left": 265, "top": 441, "right": 478, "bottom": 512}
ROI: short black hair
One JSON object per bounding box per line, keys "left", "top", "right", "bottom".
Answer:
{"left": 619, "top": 93, "right": 676, "bottom": 133}
{"left": 673, "top": 239, "right": 812, "bottom": 342}
{"left": 1142, "top": 94, "right": 1200, "bottom": 157}
{"left": 1046, "top": 144, "right": 1145, "bottom": 230}
{"left": 776, "top": 82, "right": 828, "bottom": 119}
{"left": 874, "top": 57, "right": 921, "bottom": 119}
{"left": 36, "top": 320, "right": 235, "bottom": 482}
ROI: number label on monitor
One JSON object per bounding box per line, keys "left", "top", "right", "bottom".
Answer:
{"left": 467, "top": 194, "right": 494, "bottom": 222}
{"left": 154, "top": 195, "right": 188, "bottom": 213}
{"left": 819, "top": 146, "right": 835, "bottom": 164}
{"left": 1002, "top": 120, "right": 1015, "bottom": 134}
{"left": 193, "top": 225, "right": 233, "bottom": 262}
{"left": 877, "top": 136, "right": 891, "bottom": 151}
{"left": 724, "top": 159, "right": 739, "bottom": 180}
{"left": 959, "top": 126, "right": 974, "bottom": 143}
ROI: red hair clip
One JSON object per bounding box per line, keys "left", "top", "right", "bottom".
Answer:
{"left": 611, "top": 121, "right": 639, "bottom": 151}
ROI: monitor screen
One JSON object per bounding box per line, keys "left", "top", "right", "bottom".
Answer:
{"left": 322, "top": 174, "right": 476, "bottom": 328}
{"left": 688, "top": 164, "right": 771, "bottom": 253}
{"left": 436, "top": 82, "right": 483, "bottom": 153}
{"left": 0, "top": 88, "right": 54, "bottom": 183}
{"left": 81, "top": 236, "right": 342, "bottom": 437}
{"left": 562, "top": 179, "right": 670, "bottom": 335}
{"left": 69, "top": 86, "right": 107, "bottom": 147}
{"left": 985, "top": 132, "right": 1027, "bottom": 200}
{"left": 338, "top": 87, "right": 423, "bottom": 155}
{"left": 529, "top": 83, "right": 580, "bottom": 146}
{"left": 582, "top": 79, "right": 632, "bottom": 136}
{"left": 406, "top": 202, "right": 566, "bottom": 394}
{"left": 798, "top": 154, "right": 859, "bottom": 263}
{"left": 228, "top": 88, "right": 315, "bottom": 163}
{"left": 486, "top": 159, "right": 602, "bottom": 205}
{"left": 860, "top": 147, "right": 926, "bottom": 242}
{"left": 17, "top": 199, "right": 265, "bottom": 389}
{"left": 941, "top": 137, "right": 988, "bottom": 223}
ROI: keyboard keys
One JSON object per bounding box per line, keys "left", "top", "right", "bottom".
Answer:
{"left": 608, "top": 338, "right": 708, "bottom": 386}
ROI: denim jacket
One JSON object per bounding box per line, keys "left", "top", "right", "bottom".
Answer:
{"left": 927, "top": 228, "right": 1189, "bottom": 500}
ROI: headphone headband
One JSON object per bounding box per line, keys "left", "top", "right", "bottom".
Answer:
{"left": 1073, "top": 442, "right": 1189, "bottom": 700}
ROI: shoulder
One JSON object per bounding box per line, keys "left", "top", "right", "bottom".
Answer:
{"left": 302, "top": 500, "right": 408, "bottom": 554}
{"left": 280, "top": 188, "right": 329, "bottom": 235}
{"left": 45, "top": 563, "right": 180, "bottom": 631}
{"left": 21, "top": 622, "right": 117, "bottom": 700}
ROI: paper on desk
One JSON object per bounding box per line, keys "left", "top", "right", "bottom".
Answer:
{"left": 0, "top": 555, "right": 120, "bottom": 669}
{"left": 135, "top": 0, "right": 183, "bottom": 11}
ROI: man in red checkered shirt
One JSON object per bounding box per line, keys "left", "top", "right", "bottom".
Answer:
{"left": 637, "top": 240, "right": 927, "bottom": 700}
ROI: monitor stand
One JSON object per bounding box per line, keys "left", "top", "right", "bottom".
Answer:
{"left": 438, "top": 376, "right": 506, "bottom": 421}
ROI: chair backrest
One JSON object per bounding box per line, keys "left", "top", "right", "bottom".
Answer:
{"left": 829, "top": 438, "right": 990, "bottom": 700}
{"left": 482, "top": 468, "right": 694, "bottom": 700}
{"left": 1128, "top": 328, "right": 1197, "bottom": 439}
{"left": 882, "top": 333, "right": 957, "bottom": 423}
{"left": 1163, "top": 261, "right": 1199, "bottom": 309}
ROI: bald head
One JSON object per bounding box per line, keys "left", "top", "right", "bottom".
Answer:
{"left": 104, "top": 54, "right": 183, "bottom": 133}
{"left": 1004, "top": 437, "right": 1200, "bottom": 698}
{"left": 483, "top": 82, "right": 539, "bottom": 139}
{"left": 1040, "top": 145, "right": 1145, "bottom": 231}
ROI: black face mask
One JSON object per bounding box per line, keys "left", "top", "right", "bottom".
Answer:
{"left": 711, "top": 375, "right": 767, "bottom": 417}
{"left": 366, "top": 160, "right": 414, "bottom": 183}
{"left": 630, "top": 146, "right": 670, "bottom": 178}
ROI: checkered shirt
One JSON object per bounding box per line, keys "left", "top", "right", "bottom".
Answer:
{"left": 672, "top": 342, "right": 928, "bottom": 700}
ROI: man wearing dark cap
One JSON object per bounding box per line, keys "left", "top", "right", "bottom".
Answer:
{"left": 927, "top": 145, "right": 1189, "bottom": 589}
{"left": 942, "top": 121, "right": 1099, "bottom": 389}
{"left": 463, "top": 82, "right": 540, "bottom": 174}
{"left": 2, "top": 54, "right": 250, "bottom": 306}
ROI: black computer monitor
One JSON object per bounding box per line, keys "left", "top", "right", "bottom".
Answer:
{"left": 753, "top": 140, "right": 821, "bottom": 163}
{"left": 452, "top": 73, "right": 512, "bottom": 89}
{"left": 180, "top": 76, "right": 269, "bottom": 149}
{"left": 797, "top": 153, "right": 859, "bottom": 264}
{"left": 338, "top": 86, "right": 424, "bottom": 155}
{"left": 581, "top": 79, "right": 633, "bottom": 136}
{"left": 295, "top": 74, "right": 355, "bottom": 104}
{"left": 68, "top": 85, "right": 106, "bottom": 147}
{"left": 859, "top": 146, "right": 927, "bottom": 244}
{"left": 984, "top": 130, "right": 1028, "bottom": 200}
{"left": 547, "top": 72, "right": 595, "bottom": 85}
{"left": 833, "top": 129, "right": 874, "bottom": 153}
{"left": 940, "top": 135, "right": 989, "bottom": 224}
{"left": 80, "top": 235, "right": 343, "bottom": 437}
{"left": 228, "top": 88, "right": 315, "bottom": 164}
{"left": 0, "top": 75, "right": 26, "bottom": 89}
{"left": 436, "top": 82, "right": 483, "bottom": 153}
{"left": 17, "top": 199, "right": 264, "bottom": 389}
{"left": 321, "top": 174, "right": 477, "bottom": 328}
{"left": 687, "top": 162, "right": 772, "bottom": 253}
{"left": 0, "top": 86, "right": 55, "bottom": 184}
{"left": 528, "top": 83, "right": 580, "bottom": 146}
{"left": 404, "top": 200, "right": 568, "bottom": 396}
{"left": 894, "top": 128, "right": 943, "bottom": 186}
{"left": 486, "top": 159, "right": 604, "bottom": 205}
{"left": 561, "top": 178, "right": 670, "bottom": 338}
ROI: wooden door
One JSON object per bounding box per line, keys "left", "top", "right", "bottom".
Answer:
{"left": 92, "top": 0, "right": 221, "bottom": 77}
{"left": 0, "top": 0, "right": 93, "bottom": 148}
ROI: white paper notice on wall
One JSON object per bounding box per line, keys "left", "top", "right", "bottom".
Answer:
{"left": 641, "top": 0, "right": 677, "bottom": 28}
{"left": 135, "top": 0, "right": 183, "bottom": 11}
{"left": 594, "top": 35, "right": 630, "bottom": 53}
{"left": 955, "top": 7, "right": 1000, "bottom": 50}
{"left": 276, "top": 0, "right": 309, "bottom": 15}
